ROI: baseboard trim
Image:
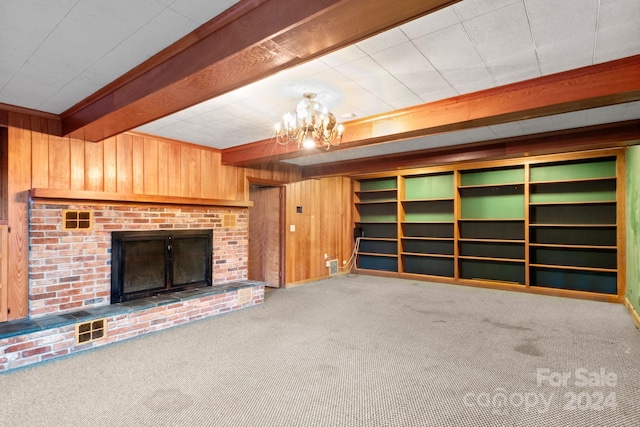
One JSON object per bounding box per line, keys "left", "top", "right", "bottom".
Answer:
{"left": 624, "top": 298, "right": 640, "bottom": 329}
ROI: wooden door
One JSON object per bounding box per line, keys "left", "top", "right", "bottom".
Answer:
{"left": 249, "top": 186, "right": 282, "bottom": 287}
{"left": 0, "top": 224, "right": 8, "bottom": 322}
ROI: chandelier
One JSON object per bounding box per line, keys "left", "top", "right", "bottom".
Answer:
{"left": 274, "top": 92, "right": 344, "bottom": 150}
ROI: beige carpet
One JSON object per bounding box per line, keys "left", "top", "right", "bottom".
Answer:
{"left": 1, "top": 275, "right": 639, "bottom": 426}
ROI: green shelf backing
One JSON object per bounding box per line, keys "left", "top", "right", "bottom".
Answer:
{"left": 358, "top": 223, "right": 397, "bottom": 239}
{"left": 530, "top": 204, "right": 616, "bottom": 225}
{"left": 530, "top": 247, "right": 617, "bottom": 270}
{"left": 530, "top": 179, "right": 616, "bottom": 203}
{"left": 358, "top": 191, "right": 397, "bottom": 203}
{"left": 460, "top": 166, "right": 524, "bottom": 186}
{"left": 403, "top": 255, "right": 454, "bottom": 277}
{"left": 403, "top": 200, "right": 454, "bottom": 222}
{"left": 404, "top": 173, "right": 454, "bottom": 200}
{"left": 530, "top": 158, "right": 616, "bottom": 182}
{"left": 358, "top": 255, "right": 397, "bottom": 272}
{"left": 403, "top": 239, "right": 454, "bottom": 255}
{"left": 359, "top": 177, "right": 397, "bottom": 191}
{"left": 459, "top": 241, "right": 524, "bottom": 260}
{"left": 460, "top": 186, "right": 524, "bottom": 219}
{"left": 459, "top": 221, "right": 525, "bottom": 240}
{"left": 531, "top": 267, "right": 617, "bottom": 295}
{"left": 459, "top": 259, "right": 525, "bottom": 284}
{"left": 530, "top": 226, "right": 617, "bottom": 246}
{"left": 357, "top": 203, "right": 397, "bottom": 222}
{"left": 360, "top": 239, "right": 398, "bottom": 255}
{"left": 403, "top": 223, "right": 454, "bottom": 239}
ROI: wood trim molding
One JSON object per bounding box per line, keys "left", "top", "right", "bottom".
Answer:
{"left": 222, "top": 55, "right": 640, "bottom": 167}
{"left": 624, "top": 298, "right": 640, "bottom": 329}
{"left": 30, "top": 188, "right": 253, "bottom": 208}
{"left": 61, "top": 0, "right": 459, "bottom": 142}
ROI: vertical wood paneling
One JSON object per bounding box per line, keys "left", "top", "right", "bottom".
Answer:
{"left": 48, "top": 135, "right": 70, "bottom": 189}
{"left": 132, "top": 134, "right": 144, "bottom": 194}
{"left": 84, "top": 141, "right": 104, "bottom": 191}
{"left": 116, "top": 134, "right": 133, "bottom": 193}
{"left": 30, "top": 116, "right": 49, "bottom": 189}
{"left": 200, "top": 149, "right": 213, "bottom": 199}
{"left": 181, "top": 145, "right": 201, "bottom": 197}
{"left": 209, "top": 151, "right": 222, "bottom": 199}
{"left": 167, "top": 142, "right": 181, "bottom": 196}
{"left": 143, "top": 138, "right": 159, "bottom": 195}
{"left": 70, "top": 139, "right": 85, "bottom": 190}
{"left": 103, "top": 137, "right": 117, "bottom": 192}
{"left": 7, "top": 112, "right": 31, "bottom": 319}
{"left": 157, "top": 140, "right": 170, "bottom": 196}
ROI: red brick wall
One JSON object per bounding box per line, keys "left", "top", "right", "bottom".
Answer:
{"left": 29, "top": 202, "right": 248, "bottom": 317}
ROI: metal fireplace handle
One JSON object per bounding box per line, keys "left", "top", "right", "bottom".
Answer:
{"left": 167, "top": 244, "right": 172, "bottom": 253}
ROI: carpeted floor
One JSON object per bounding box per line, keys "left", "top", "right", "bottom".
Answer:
{"left": 1, "top": 275, "right": 639, "bottom": 427}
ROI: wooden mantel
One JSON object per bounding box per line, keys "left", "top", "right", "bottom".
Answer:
{"left": 30, "top": 188, "right": 253, "bottom": 208}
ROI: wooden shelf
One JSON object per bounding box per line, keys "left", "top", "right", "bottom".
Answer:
{"left": 401, "top": 197, "right": 454, "bottom": 202}
{"left": 530, "top": 176, "right": 616, "bottom": 185}
{"left": 30, "top": 188, "right": 253, "bottom": 208}
{"left": 358, "top": 252, "right": 398, "bottom": 258}
{"left": 458, "top": 218, "right": 525, "bottom": 222}
{"left": 530, "top": 263, "right": 617, "bottom": 273}
{"left": 459, "top": 255, "right": 525, "bottom": 263}
{"left": 402, "top": 220, "right": 454, "bottom": 224}
{"left": 459, "top": 238, "right": 525, "bottom": 243}
{"left": 356, "top": 221, "right": 397, "bottom": 224}
{"left": 529, "top": 200, "right": 616, "bottom": 206}
{"left": 355, "top": 200, "right": 397, "bottom": 205}
{"left": 360, "top": 237, "right": 397, "bottom": 242}
{"left": 401, "top": 252, "right": 454, "bottom": 258}
{"left": 529, "top": 243, "right": 616, "bottom": 250}
{"left": 458, "top": 182, "right": 524, "bottom": 189}
{"left": 402, "top": 237, "right": 454, "bottom": 241}
{"left": 529, "top": 223, "right": 616, "bottom": 227}
{"left": 355, "top": 188, "right": 397, "bottom": 194}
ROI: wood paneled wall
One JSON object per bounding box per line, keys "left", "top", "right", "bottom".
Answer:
{"left": 3, "top": 111, "right": 302, "bottom": 320}
{"left": 285, "top": 176, "right": 353, "bottom": 285}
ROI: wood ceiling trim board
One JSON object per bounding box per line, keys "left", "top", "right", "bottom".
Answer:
{"left": 221, "top": 55, "right": 640, "bottom": 166}
{"left": 300, "top": 120, "right": 640, "bottom": 178}
{"left": 61, "top": 0, "right": 459, "bottom": 142}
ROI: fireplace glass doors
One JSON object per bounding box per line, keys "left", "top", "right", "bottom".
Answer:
{"left": 111, "top": 229, "right": 213, "bottom": 302}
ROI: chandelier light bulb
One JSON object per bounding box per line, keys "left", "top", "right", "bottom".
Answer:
{"left": 274, "top": 92, "right": 344, "bottom": 150}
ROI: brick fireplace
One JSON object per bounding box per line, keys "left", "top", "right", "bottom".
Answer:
{"left": 29, "top": 201, "right": 249, "bottom": 317}
{"left": 0, "top": 200, "right": 264, "bottom": 372}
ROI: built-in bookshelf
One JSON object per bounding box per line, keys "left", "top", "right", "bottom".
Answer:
{"left": 352, "top": 150, "right": 624, "bottom": 301}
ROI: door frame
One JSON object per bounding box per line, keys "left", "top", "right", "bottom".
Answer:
{"left": 247, "top": 178, "right": 286, "bottom": 287}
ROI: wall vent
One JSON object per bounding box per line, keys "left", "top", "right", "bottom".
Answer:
{"left": 222, "top": 213, "right": 238, "bottom": 228}
{"left": 75, "top": 318, "right": 108, "bottom": 345}
{"left": 62, "top": 210, "right": 93, "bottom": 231}
{"left": 329, "top": 260, "right": 339, "bottom": 276}
{"left": 237, "top": 288, "right": 252, "bottom": 305}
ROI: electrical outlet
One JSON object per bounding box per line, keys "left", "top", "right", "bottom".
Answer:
{"left": 325, "top": 261, "right": 330, "bottom": 267}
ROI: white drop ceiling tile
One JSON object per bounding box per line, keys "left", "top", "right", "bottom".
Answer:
{"left": 594, "top": 22, "right": 640, "bottom": 63}
{"left": 488, "top": 121, "right": 525, "bottom": 138}
{"left": 622, "top": 101, "right": 640, "bottom": 119}
{"left": 453, "top": 0, "right": 521, "bottom": 21}
{"left": 356, "top": 28, "right": 410, "bottom": 55}
{"left": 539, "top": 55, "right": 592, "bottom": 76}
{"left": 418, "top": 87, "right": 459, "bottom": 104}
{"left": 492, "top": 65, "right": 540, "bottom": 86}
{"left": 319, "top": 45, "right": 368, "bottom": 68}
{"left": 597, "top": 0, "right": 640, "bottom": 30}
{"left": 452, "top": 76, "right": 495, "bottom": 95}
{"left": 585, "top": 103, "right": 632, "bottom": 125}
{"left": 549, "top": 110, "right": 588, "bottom": 129}
{"left": 402, "top": 73, "right": 453, "bottom": 97}
{"left": 388, "top": 94, "right": 426, "bottom": 110}
{"left": 526, "top": 0, "right": 598, "bottom": 48}
{"left": 399, "top": 7, "right": 461, "bottom": 39}
{"left": 168, "top": 0, "right": 235, "bottom": 25}
{"left": 536, "top": 34, "right": 595, "bottom": 72}
{"left": 413, "top": 24, "right": 492, "bottom": 87}
{"left": 518, "top": 115, "right": 555, "bottom": 133}
{"left": 334, "top": 56, "right": 392, "bottom": 81}
{"left": 485, "top": 49, "right": 539, "bottom": 80}
{"left": 371, "top": 41, "right": 436, "bottom": 78}
{"left": 463, "top": 2, "right": 534, "bottom": 62}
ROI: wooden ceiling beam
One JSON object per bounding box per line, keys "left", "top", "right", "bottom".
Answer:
{"left": 221, "top": 55, "right": 640, "bottom": 166}
{"left": 300, "top": 120, "right": 640, "bottom": 178}
{"left": 60, "top": 0, "right": 459, "bottom": 142}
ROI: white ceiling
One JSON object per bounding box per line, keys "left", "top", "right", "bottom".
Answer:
{"left": 1, "top": 0, "right": 639, "bottom": 167}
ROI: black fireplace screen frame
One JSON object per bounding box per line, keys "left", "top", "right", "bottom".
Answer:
{"left": 111, "top": 229, "right": 213, "bottom": 303}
